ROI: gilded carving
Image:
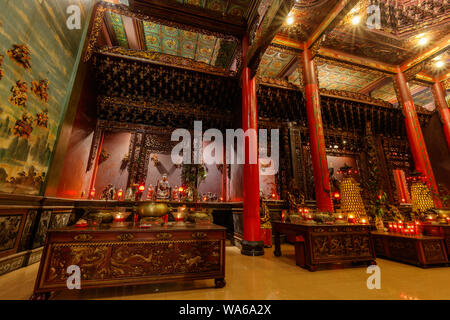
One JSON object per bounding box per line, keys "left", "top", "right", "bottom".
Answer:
{"left": 156, "top": 233, "right": 173, "bottom": 240}
{"left": 312, "top": 234, "right": 371, "bottom": 260}
{"left": 192, "top": 232, "right": 207, "bottom": 239}
{"left": 97, "top": 47, "right": 236, "bottom": 78}
{"left": 44, "top": 240, "right": 221, "bottom": 284}
{"left": 117, "top": 233, "right": 134, "bottom": 241}
{"left": 320, "top": 88, "right": 393, "bottom": 108}
{"left": 83, "top": 4, "right": 107, "bottom": 62}
{"left": 422, "top": 240, "right": 445, "bottom": 263}
{"left": 73, "top": 234, "right": 93, "bottom": 242}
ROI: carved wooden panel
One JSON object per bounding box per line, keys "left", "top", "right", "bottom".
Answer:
{"left": 422, "top": 240, "right": 446, "bottom": 263}
{"left": 45, "top": 240, "right": 221, "bottom": 283}
{"left": 33, "top": 225, "right": 226, "bottom": 297}
{"left": 312, "top": 234, "right": 371, "bottom": 260}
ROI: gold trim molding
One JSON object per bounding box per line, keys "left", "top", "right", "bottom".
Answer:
{"left": 319, "top": 88, "right": 393, "bottom": 108}
{"left": 96, "top": 47, "right": 236, "bottom": 77}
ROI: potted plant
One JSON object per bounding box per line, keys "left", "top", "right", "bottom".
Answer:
{"left": 181, "top": 163, "right": 207, "bottom": 203}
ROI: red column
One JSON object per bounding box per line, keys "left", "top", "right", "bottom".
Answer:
{"left": 241, "top": 36, "right": 263, "bottom": 256}
{"left": 394, "top": 71, "right": 439, "bottom": 205}
{"left": 300, "top": 47, "right": 333, "bottom": 212}
{"left": 432, "top": 81, "right": 450, "bottom": 151}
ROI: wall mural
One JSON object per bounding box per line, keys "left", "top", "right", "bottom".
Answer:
{"left": 0, "top": 0, "right": 92, "bottom": 195}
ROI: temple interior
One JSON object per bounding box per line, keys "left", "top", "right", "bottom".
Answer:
{"left": 0, "top": 0, "right": 449, "bottom": 300}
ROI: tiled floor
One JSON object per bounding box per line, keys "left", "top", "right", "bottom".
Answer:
{"left": 1, "top": 244, "right": 449, "bottom": 300}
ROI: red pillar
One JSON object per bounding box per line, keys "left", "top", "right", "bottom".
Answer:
{"left": 432, "top": 81, "right": 450, "bottom": 151}
{"left": 300, "top": 47, "right": 333, "bottom": 212}
{"left": 241, "top": 36, "right": 263, "bottom": 256}
{"left": 394, "top": 71, "right": 440, "bottom": 205}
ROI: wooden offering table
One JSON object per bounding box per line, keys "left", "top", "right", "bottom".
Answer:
{"left": 371, "top": 231, "right": 448, "bottom": 268}
{"left": 31, "top": 223, "right": 226, "bottom": 299}
{"left": 272, "top": 221, "right": 376, "bottom": 271}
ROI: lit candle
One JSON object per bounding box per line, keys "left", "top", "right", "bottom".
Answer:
{"left": 89, "top": 187, "right": 95, "bottom": 200}
{"left": 348, "top": 214, "right": 355, "bottom": 224}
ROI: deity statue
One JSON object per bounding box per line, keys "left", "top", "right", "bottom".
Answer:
{"left": 101, "top": 184, "right": 115, "bottom": 200}
{"left": 172, "top": 186, "right": 179, "bottom": 201}
{"left": 156, "top": 174, "right": 171, "bottom": 200}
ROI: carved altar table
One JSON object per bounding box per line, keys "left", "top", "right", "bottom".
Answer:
{"left": 422, "top": 224, "right": 450, "bottom": 258}
{"left": 272, "top": 221, "right": 376, "bottom": 271}
{"left": 371, "top": 231, "right": 449, "bottom": 268}
{"left": 31, "top": 223, "right": 226, "bottom": 299}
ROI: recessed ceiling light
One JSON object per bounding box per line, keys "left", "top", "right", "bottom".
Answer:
{"left": 352, "top": 15, "right": 361, "bottom": 25}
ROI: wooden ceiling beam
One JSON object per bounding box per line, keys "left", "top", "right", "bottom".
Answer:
{"left": 246, "top": 0, "right": 296, "bottom": 77}
{"left": 129, "top": 0, "right": 246, "bottom": 37}
{"left": 400, "top": 35, "right": 450, "bottom": 72}
{"left": 358, "top": 76, "right": 392, "bottom": 95}
{"left": 104, "top": 13, "right": 119, "bottom": 47}
{"left": 305, "top": 0, "right": 360, "bottom": 50}
{"left": 277, "top": 56, "right": 297, "bottom": 79}
{"left": 101, "top": 22, "right": 113, "bottom": 47}
{"left": 122, "top": 15, "right": 141, "bottom": 50}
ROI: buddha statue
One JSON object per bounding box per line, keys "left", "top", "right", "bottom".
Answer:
{"left": 156, "top": 174, "right": 171, "bottom": 200}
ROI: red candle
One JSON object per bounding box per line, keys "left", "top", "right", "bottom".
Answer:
{"left": 348, "top": 214, "right": 356, "bottom": 224}
{"left": 281, "top": 210, "right": 286, "bottom": 223}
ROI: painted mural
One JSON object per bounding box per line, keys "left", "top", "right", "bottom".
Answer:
{"left": 0, "top": 0, "right": 92, "bottom": 195}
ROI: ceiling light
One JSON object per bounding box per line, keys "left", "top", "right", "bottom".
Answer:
{"left": 351, "top": 15, "right": 361, "bottom": 25}
{"left": 435, "top": 60, "right": 445, "bottom": 68}
{"left": 418, "top": 37, "right": 428, "bottom": 46}
{"left": 286, "top": 16, "right": 294, "bottom": 25}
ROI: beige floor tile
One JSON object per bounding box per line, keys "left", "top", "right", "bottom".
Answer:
{"left": 0, "top": 244, "right": 449, "bottom": 300}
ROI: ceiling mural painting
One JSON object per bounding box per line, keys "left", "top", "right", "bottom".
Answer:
{"left": 371, "top": 81, "right": 398, "bottom": 104}
{"left": 258, "top": 48, "right": 295, "bottom": 78}
{"left": 410, "top": 84, "right": 436, "bottom": 111}
{"left": 316, "top": 60, "right": 382, "bottom": 92}
{"left": 104, "top": 14, "right": 239, "bottom": 70}
{"left": 108, "top": 11, "right": 129, "bottom": 48}
{"left": 287, "top": 68, "right": 300, "bottom": 85}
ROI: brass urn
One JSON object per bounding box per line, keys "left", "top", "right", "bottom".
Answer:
{"left": 136, "top": 202, "right": 171, "bottom": 218}
{"left": 85, "top": 209, "right": 114, "bottom": 224}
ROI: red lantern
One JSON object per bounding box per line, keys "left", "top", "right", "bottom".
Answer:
{"left": 138, "top": 185, "right": 145, "bottom": 192}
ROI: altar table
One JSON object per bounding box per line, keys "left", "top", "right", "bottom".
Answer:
{"left": 31, "top": 223, "right": 226, "bottom": 299}
{"left": 272, "top": 221, "right": 376, "bottom": 271}
{"left": 371, "top": 231, "right": 448, "bottom": 268}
